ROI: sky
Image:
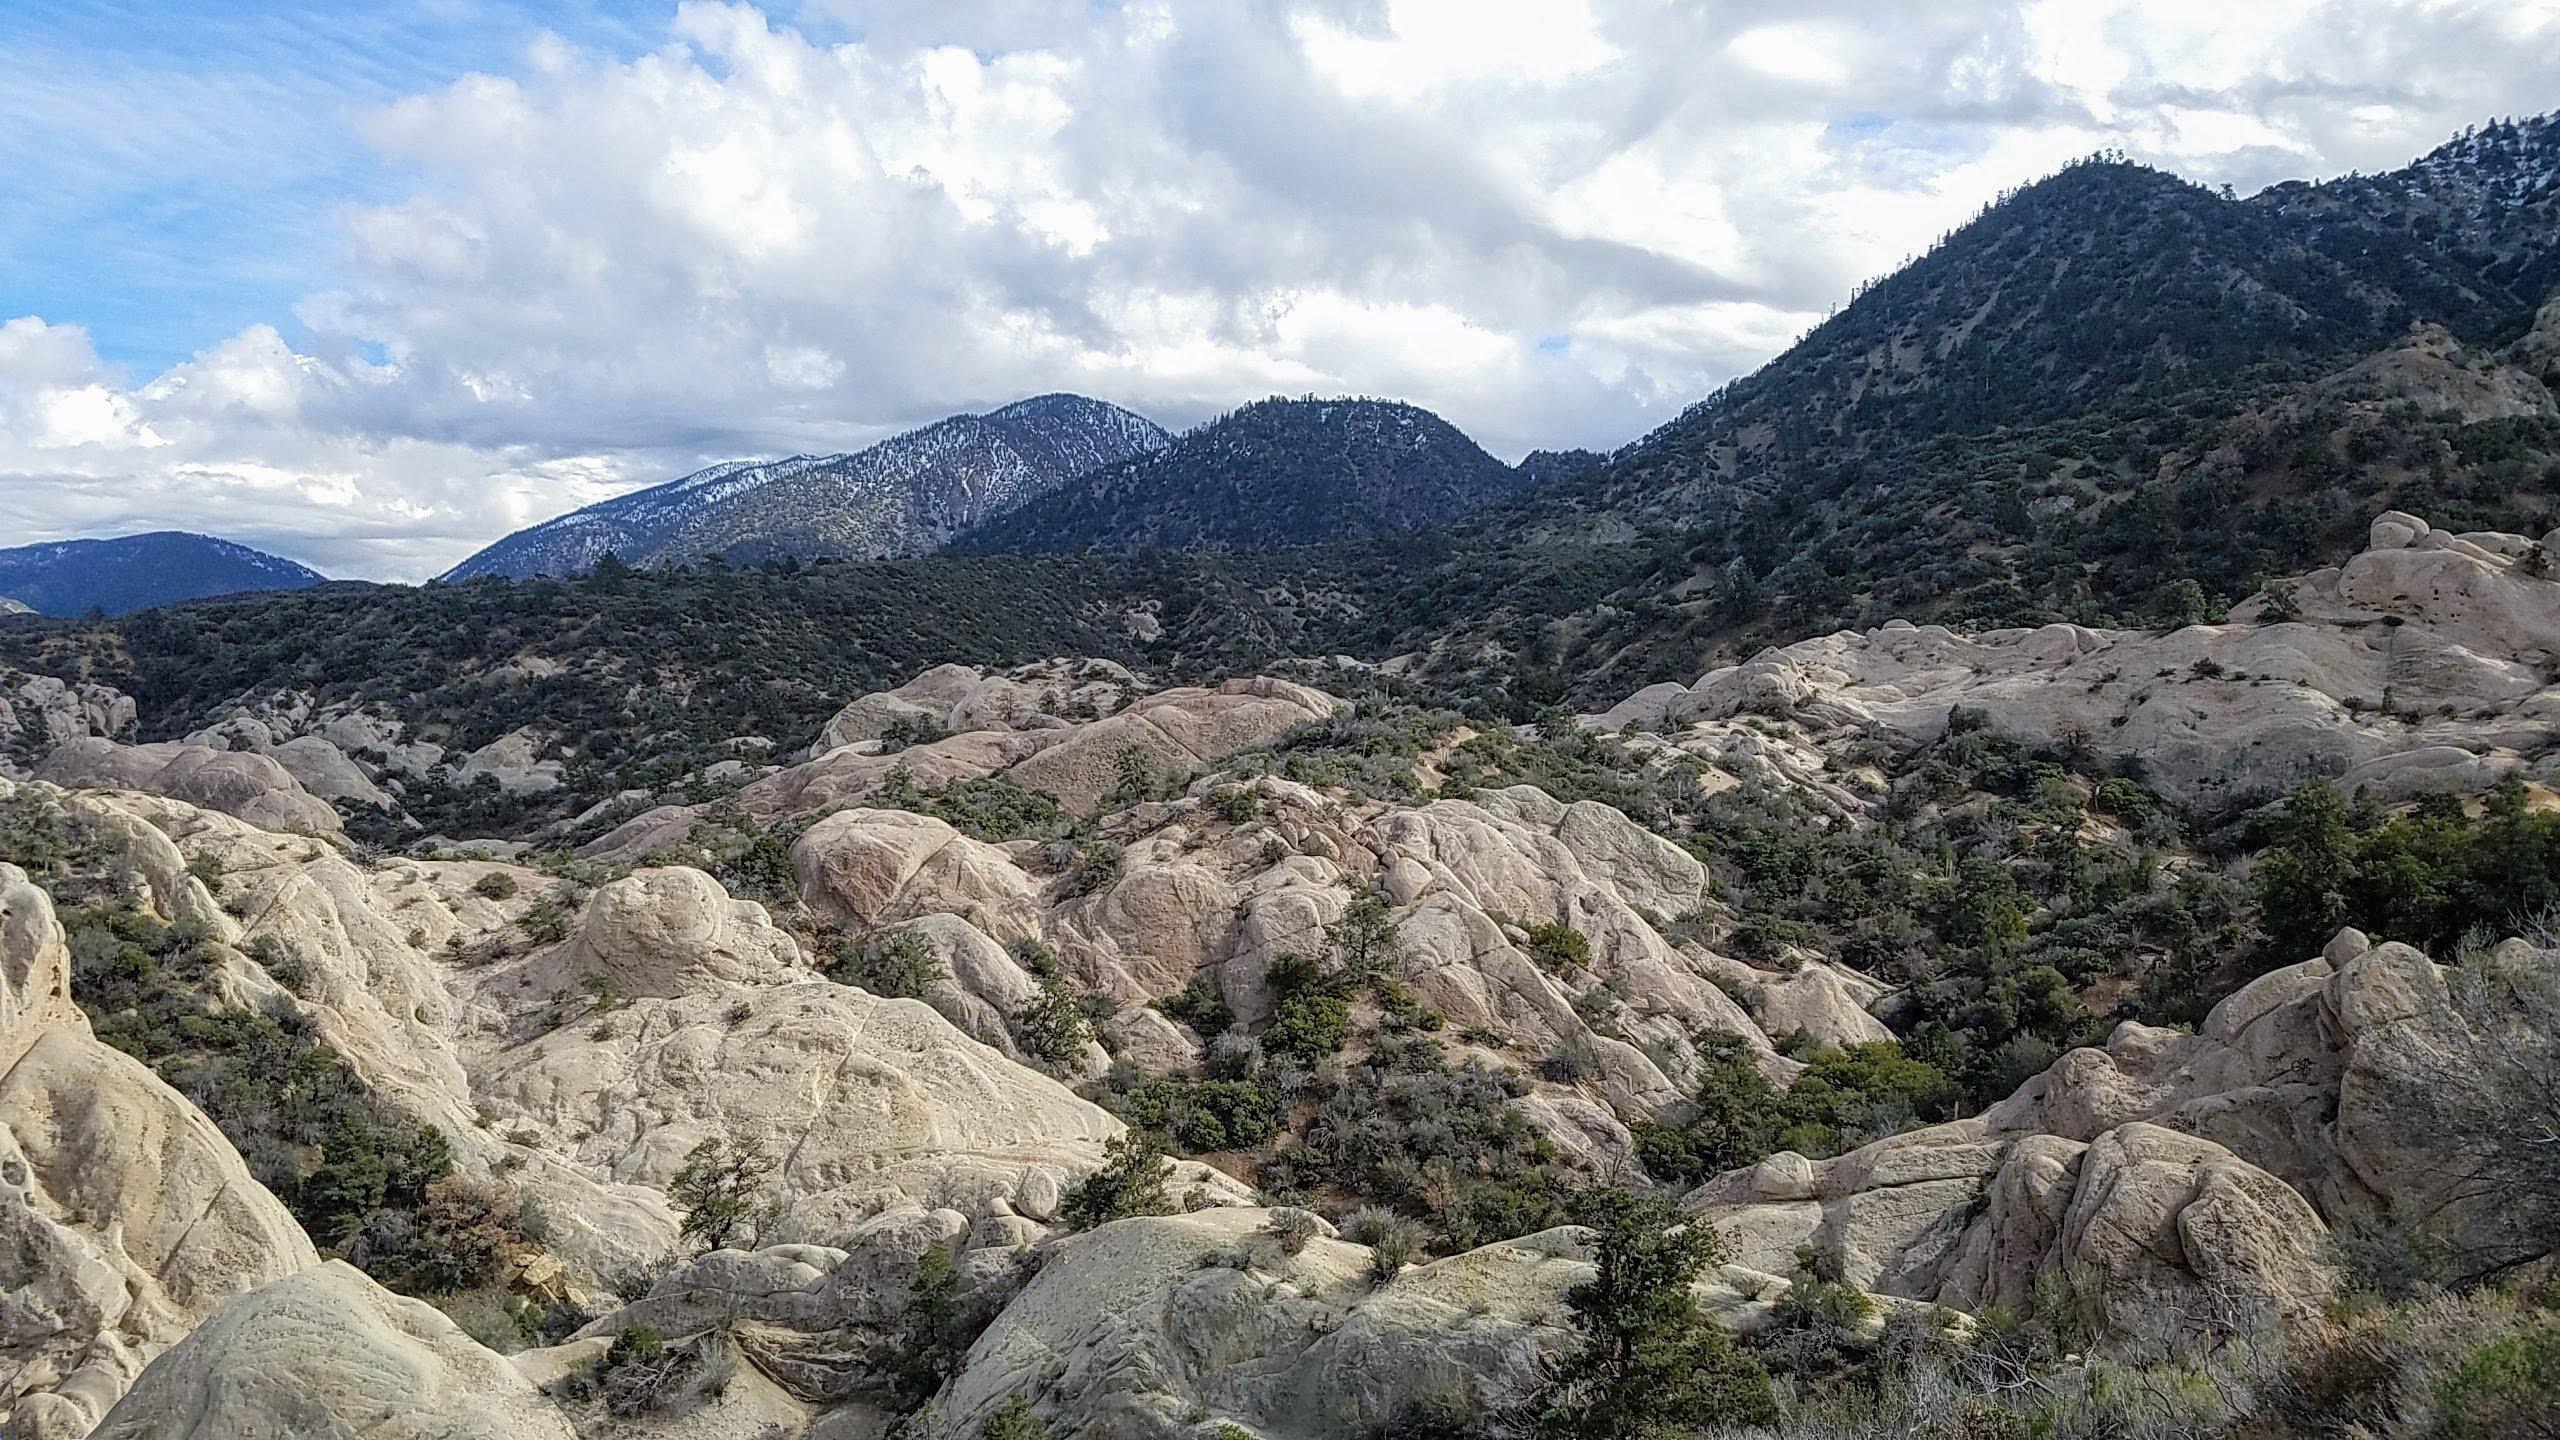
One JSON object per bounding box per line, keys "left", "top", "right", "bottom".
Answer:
{"left": 2, "top": 1, "right": 2555, "bottom": 581}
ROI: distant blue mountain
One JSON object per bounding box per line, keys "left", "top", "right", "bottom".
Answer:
{"left": 0, "top": 532, "right": 328, "bottom": 616}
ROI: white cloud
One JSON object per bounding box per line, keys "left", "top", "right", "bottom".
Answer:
{"left": 4, "top": 0, "right": 2556, "bottom": 580}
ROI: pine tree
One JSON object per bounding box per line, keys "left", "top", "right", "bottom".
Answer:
{"left": 1531, "top": 1189, "right": 1776, "bottom": 1438}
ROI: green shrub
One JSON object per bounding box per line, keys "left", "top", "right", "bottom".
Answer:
{"left": 1062, "top": 1132, "right": 1173, "bottom": 1229}
{"left": 888, "top": 1246, "right": 989, "bottom": 1409}
{"left": 1261, "top": 952, "right": 1352, "bottom": 1063}
{"left": 1207, "top": 786, "right": 1261, "bottom": 823}
{"left": 2430, "top": 1323, "right": 2560, "bottom": 1439}
{"left": 1061, "top": 837, "right": 1125, "bottom": 896}
{"left": 1635, "top": 1034, "right": 1955, "bottom": 1182}
{"left": 57, "top": 899, "right": 484, "bottom": 1283}
{"left": 1157, "top": 973, "right": 1234, "bottom": 1038}
{"left": 981, "top": 1397, "right": 1052, "bottom": 1440}
{"left": 826, "top": 926, "right": 945, "bottom": 1000}
{"left": 1110, "top": 1077, "right": 1283, "bottom": 1153}
{"left": 1008, "top": 975, "right": 1093, "bottom": 1067}
{"left": 1523, "top": 922, "right": 1593, "bottom": 972}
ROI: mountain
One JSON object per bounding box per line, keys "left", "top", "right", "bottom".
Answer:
{"left": 443, "top": 394, "right": 1169, "bottom": 581}
{"left": 0, "top": 532, "right": 327, "bottom": 616}
{"left": 956, "top": 396, "right": 1530, "bottom": 554}
{"left": 1608, "top": 119, "right": 2560, "bottom": 519}
{"left": 1276, "top": 116, "right": 2560, "bottom": 703}
{"left": 1515, "top": 447, "right": 1610, "bottom": 488}
{"left": 0, "top": 595, "right": 29, "bottom": 615}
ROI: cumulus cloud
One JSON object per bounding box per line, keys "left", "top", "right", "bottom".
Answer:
{"left": 4, "top": 0, "right": 2555, "bottom": 579}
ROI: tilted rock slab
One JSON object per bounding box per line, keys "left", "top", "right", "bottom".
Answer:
{"left": 0, "top": 863, "right": 319, "bottom": 1439}
{"left": 88, "top": 1261, "right": 574, "bottom": 1440}
{"left": 592, "top": 671, "right": 1340, "bottom": 858}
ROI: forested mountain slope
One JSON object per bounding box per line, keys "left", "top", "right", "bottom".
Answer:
{"left": 956, "top": 397, "right": 1531, "bottom": 553}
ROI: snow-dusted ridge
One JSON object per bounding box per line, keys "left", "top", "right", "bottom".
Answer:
{"left": 443, "top": 393, "right": 1170, "bottom": 581}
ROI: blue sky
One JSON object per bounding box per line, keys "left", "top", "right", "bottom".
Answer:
{"left": 0, "top": 1, "right": 674, "bottom": 375}
{"left": 3, "top": 0, "right": 2555, "bottom": 580}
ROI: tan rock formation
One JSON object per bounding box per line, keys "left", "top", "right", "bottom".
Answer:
{"left": 1594, "top": 515, "right": 2560, "bottom": 812}
{"left": 0, "top": 666, "right": 134, "bottom": 777}
{"left": 88, "top": 1262, "right": 575, "bottom": 1440}
{"left": 34, "top": 737, "right": 345, "bottom": 835}
{"left": 0, "top": 863, "right": 319, "bottom": 1438}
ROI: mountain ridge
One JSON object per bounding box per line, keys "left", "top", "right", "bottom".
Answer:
{"left": 0, "top": 531, "right": 327, "bottom": 616}
{"left": 444, "top": 392, "right": 1171, "bottom": 580}
{"left": 954, "top": 395, "right": 1532, "bottom": 554}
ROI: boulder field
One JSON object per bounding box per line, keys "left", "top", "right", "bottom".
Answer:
{"left": 3, "top": 526, "right": 2557, "bottom": 1435}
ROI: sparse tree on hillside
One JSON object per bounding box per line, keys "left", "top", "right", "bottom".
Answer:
{"left": 670, "top": 1137, "right": 774, "bottom": 1252}
{"left": 1529, "top": 1189, "right": 1776, "bottom": 1438}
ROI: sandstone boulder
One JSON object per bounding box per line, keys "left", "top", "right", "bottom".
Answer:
{"left": 930, "top": 1208, "right": 1575, "bottom": 1440}
{"left": 35, "top": 737, "right": 344, "bottom": 835}
{"left": 555, "top": 866, "right": 806, "bottom": 999}
{"left": 469, "top": 982, "right": 1131, "bottom": 1244}
{"left": 88, "top": 1262, "right": 575, "bottom": 1440}
{"left": 455, "top": 726, "right": 562, "bottom": 795}
{"left": 793, "top": 809, "right": 1045, "bottom": 940}
{"left": 1004, "top": 678, "right": 1339, "bottom": 812}
{"left": 816, "top": 659, "right": 1137, "bottom": 752}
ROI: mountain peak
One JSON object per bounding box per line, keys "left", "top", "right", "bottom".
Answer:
{"left": 0, "top": 532, "right": 327, "bottom": 616}
{"left": 955, "top": 395, "right": 1524, "bottom": 554}
{"left": 443, "top": 395, "right": 1169, "bottom": 580}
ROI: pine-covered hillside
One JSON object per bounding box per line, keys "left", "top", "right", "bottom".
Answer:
{"left": 956, "top": 397, "right": 1533, "bottom": 554}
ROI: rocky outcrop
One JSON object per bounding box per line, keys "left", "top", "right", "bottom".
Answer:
{"left": 816, "top": 658, "right": 1137, "bottom": 752}
{"left": 2319, "top": 320, "right": 2557, "bottom": 424}
{"left": 1749, "top": 961, "right": 1894, "bottom": 1048}
{"left": 33, "top": 737, "right": 345, "bottom": 835}
{"left": 88, "top": 1262, "right": 576, "bottom": 1440}
{"left": 455, "top": 726, "right": 564, "bottom": 795}
{"left": 794, "top": 809, "right": 1046, "bottom": 939}
{"left": 0, "top": 778, "right": 1187, "bottom": 1288}
{"left": 184, "top": 691, "right": 448, "bottom": 797}
{"left": 1686, "top": 1117, "right": 2334, "bottom": 1341}
{"left": 1005, "top": 677, "right": 1340, "bottom": 813}
{"left": 471, "top": 982, "right": 1136, "bottom": 1247}
{"left": 1595, "top": 515, "right": 2560, "bottom": 812}
{"left": 926, "top": 1203, "right": 1946, "bottom": 1440}
{"left": 0, "top": 863, "right": 319, "bottom": 1438}
{"left": 592, "top": 668, "right": 1341, "bottom": 858}
{"left": 183, "top": 712, "right": 393, "bottom": 809}
{"left": 552, "top": 866, "right": 807, "bottom": 999}
{"left": 1982, "top": 927, "right": 2560, "bottom": 1246}
{"left": 781, "top": 773, "right": 1788, "bottom": 1143}
{"left": 928, "top": 1207, "right": 1579, "bottom": 1440}
{"left": 0, "top": 666, "right": 134, "bottom": 776}
{"left": 1684, "top": 930, "right": 2560, "bottom": 1340}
